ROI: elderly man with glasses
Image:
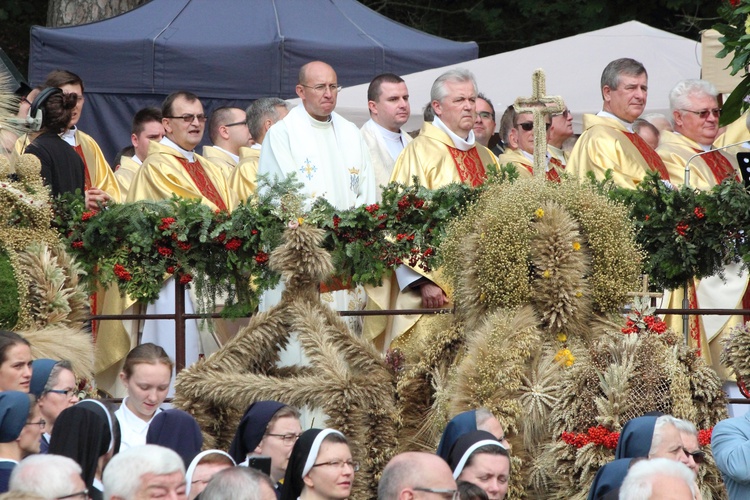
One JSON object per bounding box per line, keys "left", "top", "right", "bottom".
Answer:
{"left": 546, "top": 102, "right": 574, "bottom": 177}
{"left": 656, "top": 79, "right": 739, "bottom": 190}
{"left": 568, "top": 58, "right": 672, "bottom": 189}
{"left": 377, "top": 452, "right": 458, "bottom": 500}
{"left": 496, "top": 103, "right": 549, "bottom": 179}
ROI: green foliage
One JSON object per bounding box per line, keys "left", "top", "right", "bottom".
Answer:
{"left": 714, "top": 1, "right": 750, "bottom": 124}
{"left": 0, "top": 249, "right": 19, "bottom": 330}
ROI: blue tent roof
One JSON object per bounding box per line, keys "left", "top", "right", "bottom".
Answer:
{"left": 29, "top": 0, "right": 478, "bottom": 99}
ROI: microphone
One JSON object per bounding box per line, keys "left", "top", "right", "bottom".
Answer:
{"left": 684, "top": 140, "right": 748, "bottom": 188}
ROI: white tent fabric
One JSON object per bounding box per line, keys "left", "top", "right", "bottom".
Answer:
{"left": 307, "top": 21, "right": 702, "bottom": 134}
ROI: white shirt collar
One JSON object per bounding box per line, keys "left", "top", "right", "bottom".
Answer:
{"left": 213, "top": 145, "right": 239, "bottom": 163}
{"left": 432, "top": 116, "right": 475, "bottom": 151}
{"left": 370, "top": 119, "right": 404, "bottom": 142}
{"left": 131, "top": 155, "right": 143, "bottom": 166}
{"left": 60, "top": 127, "right": 77, "bottom": 146}
{"left": 251, "top": 143, "right": 262, "bottom": 150}
{"left": 160, "top": 136, "right": 195, "bottom": 162}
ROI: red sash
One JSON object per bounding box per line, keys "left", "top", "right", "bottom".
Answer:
{"left": 692, "top": 148, "right": 739, "bottom": 183}
{"left": 547, "top": 157, "right": 564, "bottom": 183}
{"left": 72, "top": 144, "right": 93, "bottom": 190}
{"left": 448, "top": 146, "right": 486, "bottom": 187}
{"left": 177, "top": 158, "right": 228, "bottom": 211}
{"left": 622, "top": 131, "right": 670, "bottom": 181}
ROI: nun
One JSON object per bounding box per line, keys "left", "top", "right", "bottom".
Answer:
{"left": 0, "top": 391, "right": 42, "bottom": 492}
{"left": 48, "top": 399, "right": 120, "bottom": 500}
{"left": 29, "top": 358, "right": 79, "bottom": 453}
{"left": 185, "top": 449, "right": 235, "bottom": 500}
{"left": 280, "top": 428, "right": 356, "bottom": 500}
{"left": 146, "top": 408, "right": 203, "bottom": 468}
{"left": 448, "top": 431, "right": 510, "bottom": 500}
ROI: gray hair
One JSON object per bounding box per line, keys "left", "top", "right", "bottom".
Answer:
{"left": 600, "top": 58, "right": 647, "bottom": 95}
{"left": 246, "top": 98, "right": 288, "bottom": 141}
{"left": 200, "top": 467, "right": 274, "bottom": 500}
{"left": 430, "top": 68, "right": 478, "bottom": 104}
{"left": 619, "top": 458, "right": 696, "bottom": 499}
{"left": 42, "top": 360, "right": 73, "bottom": 395}
{"left": 9, "top": 454, "right": 82, "bottom": 498}
{"left": 103, "top": 445, "right": 185, "bottom": 500}
{"left": 671, "top": 418, "right": 698, "bottom": 437}
{"left": 475, "top": 408, "right": 495, "bottom": 429}
{"left": 649, "top": 415, "right": 679, "bottom": 457}
{"left": 669, "top": 79, "right": 718, "bottom": 115}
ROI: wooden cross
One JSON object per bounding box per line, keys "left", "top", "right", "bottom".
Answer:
{"left": 513, "top": 69, "right": 565, "bottom": 177}
{"left": 626, "top": 274, "right": 664, "bottom": 306}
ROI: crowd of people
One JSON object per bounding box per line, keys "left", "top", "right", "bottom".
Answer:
{"left": 2, "top": 53, "right": 750, "bottom": 499}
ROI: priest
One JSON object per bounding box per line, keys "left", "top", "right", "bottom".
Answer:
{"left": 203, "top": 106, "right": 252, "bottom": 178}
{"left": 116, "top": 107, "right": 164, "bottom": 199}
{"left": 567, "top": 58, "right": 671, "bottom": 188}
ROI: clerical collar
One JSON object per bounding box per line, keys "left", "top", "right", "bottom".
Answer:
{"left": 131, "top": 155, "right": 143, "bottom": 166}
{"left": 673, "top": 132, "right": 711, "bottom": 151}
{"left": 213, "top": 145, "right": 239, "bottom": 163}
{"left": 251, "top": 143, "right": 262, "bottom": 150}
{"left": 597, "top": 110, "right": 634, "bottom": 133}
{"left": 60, "top": 127, "right": 77, "bottom": 146}
{"left": 369, "top": 119, "right": 406, "bottom": 160}
{"left": 433, "top": 117, "right": 475, "bottom": 151}
{"left": 548, "top": 144, "right": 566, "bottom": 160}
{"left": 160, "top": 136, "right": 195, "bottom": 162}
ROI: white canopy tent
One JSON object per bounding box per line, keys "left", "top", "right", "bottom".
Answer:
{"left": 298, "top": 21, "right": 702, "bottom": 134}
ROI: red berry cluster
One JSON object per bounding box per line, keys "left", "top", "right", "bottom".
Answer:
{"left": 177, "top": 241, "right": 192, "bottom": 251}
{"left": 255, "top": 251, "right": 269, "bottom": 265}
{"left": 676, "top": 221, "right": 689, "bottom": 237}
{"left": 159, "top": 217, "right": 176, "bottom": 231}
{"left": 643, "top": 315, "right": 667, "bottom": 333}
{"left": 561, "top": 426, "right": 619, "bottom": 449}
{"left": 698, "top": 427, "right": 713, "bottom": 447}
{"left": 215, "top": 232, "right": 226, "bottom": 243}
{"left": 114, "top": 263, "right": 132, "bottom": 282}
{"left": 157, "top": 246, "right": 173, "bottom": 257}
{"left": 179, "top": 273, "right": 193, "bottom": 285}
{"left": 333, "top": 215, "right": 341, "bottom": 228}
{"left": 224, "top": 238, "right": 241, "bottom": 251}
{"left": 71, "top": 241, "right": 84, "bottom": 249}
{"left": 81, "top": 211, "right": 96, "bottom": 222}
{"left": 694, "top": 206, "right": 705, "bottom": 219}
{"left": 396, "top": 233, "right": 415, "bottom": 242}
{"left": 365, "top": 203, "right": 380, "bottom": 214}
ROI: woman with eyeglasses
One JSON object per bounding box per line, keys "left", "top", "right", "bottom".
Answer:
{"left": 114, "top": 343, "right": 172, "bottom": 450}
{"left": 0, "top": 391, "right": 44, "bottom": 492}
{"left": 0, "top": 331, "right": 32, "bottom": 394}
{"left": 49, "top": 399, "right": 120, "bottom": 500}
{"left": 229, "top": 401, "right": 302, "bottom": 494}
{"left": 29, "top": 359, "right": 79, "bottom": 453}
{"left": 280, "top": 428, "right": 356, "bottom": 500}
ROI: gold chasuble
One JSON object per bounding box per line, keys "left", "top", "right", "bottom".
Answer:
{"left": 364, "top": 122, "right": 499, "bottom": 351}
{"left": 202, "top": 145, "right": 237, "bottom": 179}
{"left": 657, "top": 131, "right": 739, "bottom": 190}
{"left": 568, "top": 114, "right": 670, "bottom": 189}
{"left": 126, "top": 141, "right": 237, "bottom": 211}
{"left": 228, "top": 147, "right": 261, "bottom": 203}
{"left": 497, "top": 149, "right": 534, "bottom": 179}
{"left": 714, "top": 109, "right": 750, "bottom": 148}
{"left": 115, "top": 156, "right": 141, "bottom": 200}
{"left": 73, "top": 130, "right": 122, "bottom": 202}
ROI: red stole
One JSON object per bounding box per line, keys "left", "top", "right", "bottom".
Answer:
{"left": 177, "top": 157, "right": 228, "bottom": 211}
{"left": 622, "top": 131, "right": 670, "bottom": 181}
{"left": 547, "top": 157, "right": 564, "bottom": 183}
{"left": 447, "top": 146, "right": 486, "bottom": 187}
{"left": 72, "top": 145, "right": 93, "bottom": 190}
{"left": 691, "top": 148, "right": 739, "bottom": 183}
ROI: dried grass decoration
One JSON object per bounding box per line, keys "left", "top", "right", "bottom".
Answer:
{"left": 0, "top": 151, "right": 93, "bottom": 382}
{"left": 173, "top": 221, "right": 398, "bottom": 500}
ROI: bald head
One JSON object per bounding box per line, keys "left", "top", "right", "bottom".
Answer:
{"left": 378, "top": 452, "right": 456, "bottom": 500}
{"left": 296, "top": 61, "right": 339, "bottom": 121}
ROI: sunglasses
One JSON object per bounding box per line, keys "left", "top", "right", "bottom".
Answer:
{"left": 683, "top": 448, "right": 705, "bottom": 464}
{"left": 518, "top": 121, "right": 551, "bottom": 132}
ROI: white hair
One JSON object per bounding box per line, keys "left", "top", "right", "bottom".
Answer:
{"left": 671, "top": 418, "right": 698, "bottom": 436}
{"left": 649, "top": 415, "right": 679, "bottom": 457}
{"left": 430, "top": 68, "right": 478, "bottom": 104}
{"left": 619, "top": 458, "right": 696, "bottom": 499}
{"left": 9, "top": 455, "right": 82, "bottom": 498}
{"left": 103, "top": 445, "right": 185, "bottom": 500}
{"left": 669, "top": 79, "right": 718, "bottom": 114}
{"left": 201, "top": 467, "right": 274, "bottom": 500}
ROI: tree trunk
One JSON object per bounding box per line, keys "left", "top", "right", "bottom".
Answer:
{"left": 47, "top": 0, "right": 149, "bottom": 27}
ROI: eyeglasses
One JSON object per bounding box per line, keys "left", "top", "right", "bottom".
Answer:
{"left": 413, "top": 487, "right": 459, "bottom": 499}
{"left": 56, "top": 489, "right": 89, "bottom": 499}
{"left": 165, "top": 113, "right": 208, "bottom": 123}
{"left": 552, "top": 108, "right": 571, "bottom": 118}
{"left": 477, "top": 111, "right": 494, "bottom": 120}
{"left": 25, "top": 419, "right": 46, "bottom": 429}
{"left": 47, "top": 388, "right": 78, "bottom": 398}
{"left": 300, "top": 84, "right": 342, "bottom": 94}
{"left": 266, "top": 432, "right": 302, "bottom": 444}
{"left": 224, "top": 121, "right": 247, "bottom": 128}
{"left": 312, "top": 460, "right": 360, "bottom": 471}
{"left": 518, "top": 121, "right": 551, "bottom": 131}
{"left": 683, "top": 448, "right": 705, "bottom": 464}
{"left": 680, "top": 108, "right": 721, "bottom": 120}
